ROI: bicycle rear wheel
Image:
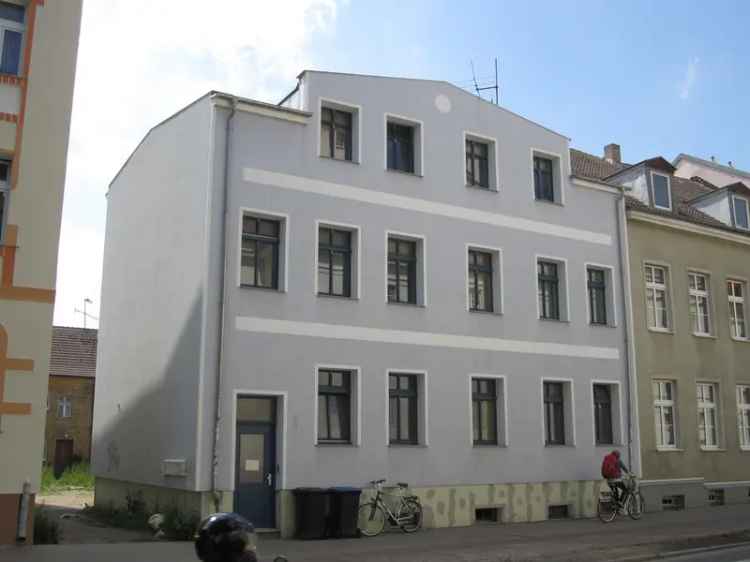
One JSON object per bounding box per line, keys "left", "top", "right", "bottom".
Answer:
{"left": 628, "top": 492, "right": 645, "bottom": 520}
{"left": 358, "top": 502, "right": 386, "bottom": 537}
{"left": 597, "top": 497, "right": 617, "bottom": 523}
{"left": 399, "top": 499, "right": 423, "bottom": 533}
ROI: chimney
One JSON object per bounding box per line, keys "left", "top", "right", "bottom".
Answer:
{"left": 604, "top": 143, "right": 621, "bottom": 164}
{"left": 728, "top": 161, "right": 734, "bottom": 168}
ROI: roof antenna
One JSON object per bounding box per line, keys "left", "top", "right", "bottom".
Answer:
{"left": 470, "top": 58, "right": 500, "bottom": 105}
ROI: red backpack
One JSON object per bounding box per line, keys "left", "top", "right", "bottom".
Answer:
{"left": 601, "top": 453, "right": 619, "bottom": 479}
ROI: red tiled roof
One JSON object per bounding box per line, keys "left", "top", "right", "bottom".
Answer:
{"left": 49, "top": 326, "right": 98, "bottom": 378}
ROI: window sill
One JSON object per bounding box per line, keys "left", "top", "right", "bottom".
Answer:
{"left": 388, "top": 443, "right": 427, "bottom": 448}
{"left": 700, "top": 447, "right": 726, "bottom": 452}
{"left": 539, "top": 317, "right": 570, "bottom": 324}
{"left": 740, "top": 447, "right": 750, "bottom": 452}
{"left": 466, "top": 184, "right": 498, "bottom": 193}
{"left": 647, "top": 327, "right": 674, "bottom": 335}
{"left": 386, "top": 168, "right": 423, "bottom": 179}
{"left": 316, "top": 442, "right": 358, "bottom": 448}
{"left": 595, "top": 443, "right": 624, "bottom": 448}
{"left": 239, "top": 284, "right": 286, "bottom": 293}
{"left": 319, "top": 155, "right": 360, "bottom": 165}
{"left": 544, "top": 444, "right": 576, "bottom": 448}
{"left": 589, "top": 322, "right": 617, "bottom": 329}
{"left": 387, "top": 301, "right": 426, "bottom": 309}
{"left": 317, "top": 293, "right": 359, "bottom": 301}
{"left": 473, "top": 443, "right": 507, "bottom": 449}
{"left": 655, "top": 447, "right": 684, "bottom": 452}
{"left": 692, "top": 332, "right": 717, "bottom": 340}
{"left": 469, "top": 309, "right": 503, "bottom": 316}
{"left": 731, "top": 337, "right": 750, "bottom": 344}
{"left": 534, "top": 198, "right": 564, "bottom": 207}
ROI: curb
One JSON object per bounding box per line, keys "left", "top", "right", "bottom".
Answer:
{"left": 613, "top": 540, "right": 750, "bottom": 562}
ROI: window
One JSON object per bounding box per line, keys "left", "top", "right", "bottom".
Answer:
{"left": 317, "top": 369, "right": 351, "bottom": 443}
{"left": 387, "top": 237, "right": 417, "bottom": 305}
{"left": 697, "top": 383, "right": 719, "bottom": 449}
{"left": 688, "top": 273, "right": 712, "bottom": 335}
{"left": 318, "top": 227, "right": 351, "bottom": 297}
{"left": 466, "top": 139, "right": 489, "bottom": 188}
{"left": 737, "top": 385, "right": 750, "bottom": 449}
{"left": 728, "top": 280, "right": 748, "bottom": 340}
{"left": 534, "top": 156, "right": 554, "bottom": 201}
{"left": 588, "top": 268, "right": 607, "bottom": 325}
{"left": 651, "top": 173, "right": 672, "bottom": 210}
{"left": 733, "top": 196, "right": 749, "bottom": 230}
{"left": 593, "top": 384, "right": 614, "bottom": 445}
{"left": 57, "top": 397, "right": 72, "bottom": 419}
{"left": 0, "top": 161, "right": 9, "bottom": 242}
{"left": 0, "top": 2, "right": 23, "bottom": 76}
{"left": 544, "top": 382, "right": 565, "bottom": 445}
{"left": 538, "top": 260, "right": 560, "bottom": 320}
{"left": 468, "top": 250, "right": 493, "bottom": 312}
{"left": 240, "top": 214, "right": 280, "bottom": 289}
{"left": 472, "top": 378, "right": 497, "bottom": 445}
{"left": 653, "top": 381, "right": 677, "bottom": 448}
{"left": 387, "top": 122, "right": 415, "bottom": 174}
{"left": 389, "top": 373, "right": 418, "bottom": 444}
{"left": 645, "top": 264, "right": 670, "bottom": 330}
{"left": 320, "top": 107, "right": 352, "bottom": 161}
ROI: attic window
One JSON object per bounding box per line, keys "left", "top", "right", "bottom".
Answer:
{"left": 651, "top": 172, "right": 672, "bottom": 210}
{"left": 733, "top": 196, "right": 749, "bottom": 230}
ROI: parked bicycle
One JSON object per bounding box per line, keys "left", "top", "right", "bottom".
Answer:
{"left": 597, "top": 474, "right": 645, "bottom": 523}
{"left": 358, "top": 479, "right": 422, "bottom": 536}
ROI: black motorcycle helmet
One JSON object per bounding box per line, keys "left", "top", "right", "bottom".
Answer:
{"left": 195, "top": 513, "right": 257, "bottom": 562}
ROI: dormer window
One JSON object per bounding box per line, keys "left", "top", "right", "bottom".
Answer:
{"left": 651, "top": 172, "right": 672, "bottom": 211}
{"left": 732, "top": 196, "right": 749, "bottom": 230}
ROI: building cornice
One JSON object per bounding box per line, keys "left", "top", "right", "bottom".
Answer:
{"left": 628, "top": 210, "right": 750, "bottom": 247}
{"left": 570, "top": 175, "right": 622, "bottom": 195}
{"left": 211, "top": 94, "right": 310, "bottom": 125}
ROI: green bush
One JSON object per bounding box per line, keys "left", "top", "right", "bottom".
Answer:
{"left": 33, "top": 509, "right": 60, "bottom": 544}
{"left": 41, "top": 462, "right": 94, "bottom": 493}
{"left": 161, "top": 505, "right": 200, "bottom": 541}
{"left": 83, "top": 502, "right": 151, "bottom": 532}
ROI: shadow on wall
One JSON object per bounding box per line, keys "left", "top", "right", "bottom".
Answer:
{"left": 92, "top": 292, "right": 211, "bottom": 515}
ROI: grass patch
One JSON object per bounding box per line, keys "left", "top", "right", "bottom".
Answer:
{"left": 41, "top": 462, "right": 95, "bottom": 493}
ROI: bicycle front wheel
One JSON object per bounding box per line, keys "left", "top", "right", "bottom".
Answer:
{"left": 358, "top": 502, "right": 386, "bottom": 537}
{"left": 399, "top": 499, "right": 423, "bottom": 533}
{"left": 597, "top": 497, "right": 617, "bottom": 523}
{"left": 628, "top": 492, "right": 645, "bottom": 520}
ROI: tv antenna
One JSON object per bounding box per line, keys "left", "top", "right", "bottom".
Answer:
{"left": 74, "top": 297, "right": 98, "bottom": 329}
{"left": 470, "top": 58, "right": 500, "bottom": 105}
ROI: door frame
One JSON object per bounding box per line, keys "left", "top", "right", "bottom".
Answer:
{"left": 231, "top": 390, "right": 288, "bottom": 496}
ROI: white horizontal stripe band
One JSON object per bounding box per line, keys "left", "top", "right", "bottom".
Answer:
{"left": 243, "top": 168, "right": 612, "bottom": 246}
{"left": 235, "top": 316, "right": 620, "bottom": 360}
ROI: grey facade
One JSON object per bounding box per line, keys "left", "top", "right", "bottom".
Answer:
{"left": 93, "top": 72, "right": 636, "bottom": 534}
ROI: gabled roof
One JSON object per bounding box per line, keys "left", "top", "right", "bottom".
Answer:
{"left": 604, "top": 156, "right": 675, "bottom": 180}
{"left": 49, "top": 326, "right": 98, "bottom": 379}
{"left": 674, "top": 153, "right": 750, "bottom": 181}
{"left": 688, "top": 180, "right": 750, "bottom": 204}
{"left": 569, "top": 148, "right": 628, "bottom": 180}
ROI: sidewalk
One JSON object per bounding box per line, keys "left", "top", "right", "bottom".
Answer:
{"left": 3, "top": 504, "right": 749, "bottom": 562}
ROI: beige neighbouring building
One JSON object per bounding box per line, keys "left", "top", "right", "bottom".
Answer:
{"left": 0, "top": 0, "right": 81, "bottom": 545}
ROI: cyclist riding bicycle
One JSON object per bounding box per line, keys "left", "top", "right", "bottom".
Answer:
{"left": 601, "top": 450, "right": 630, "bottom": 509}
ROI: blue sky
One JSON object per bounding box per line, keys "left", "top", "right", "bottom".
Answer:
{"left": 55, "top": 0, "right": 749, "bottom": 326}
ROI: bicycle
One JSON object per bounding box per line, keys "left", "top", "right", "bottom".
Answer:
{"left": 597, "top": 474, "right": 645, "bottom": 523}
{"left": 358, "top": 479, "right": 423, "bottom": 537}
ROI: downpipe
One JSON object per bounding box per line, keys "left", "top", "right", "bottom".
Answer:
{"left": 16, "top": 480, "right": 31, "bottom": 542}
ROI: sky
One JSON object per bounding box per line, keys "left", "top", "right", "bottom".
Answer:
{"left": 53, "top": 0, "right": 750, "bottom": 327}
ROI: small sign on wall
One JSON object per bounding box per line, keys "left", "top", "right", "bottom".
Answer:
{"left": 244, "top": 459, "right": 260, "bottom": 472}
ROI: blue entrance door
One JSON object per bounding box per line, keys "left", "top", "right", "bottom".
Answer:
{"left": 235, "top": 419, "right": 276, "bottom": 528}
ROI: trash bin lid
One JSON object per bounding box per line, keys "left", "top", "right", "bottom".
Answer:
{"left": 330, "top": 486, "right": 361, "bottom": 492}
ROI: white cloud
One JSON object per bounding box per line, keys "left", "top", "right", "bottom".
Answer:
{"left": 54, "top": 0, "right": 340, "bottom": 327}
{"left": 679, "top": 56, "right": 699, "bottom": 100}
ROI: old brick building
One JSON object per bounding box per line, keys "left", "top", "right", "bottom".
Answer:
{"left": 44, "top": 326, "right": 97, "bottom": 475}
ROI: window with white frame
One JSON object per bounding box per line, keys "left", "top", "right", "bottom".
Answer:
{"left": 0, "top": 160, "right": 9, "bottom": 242}
{"left": 733, "top": 196, "right": 749, "bottom": 231}
{"left": 464, "top": 133, "right": 497, "bottom": 191}
{"left": 697, "top": 383, "right": 719, "bottom": 449}
{"left": 532, "top": 150, "right": 562, "bottom": 204}
{"left": 387, "top": 233, "right": 425, "bottom": 306}
{"left": 651, "top": 172, "right": 672, "bottom": 210}
{"left": 645, "top": 264, "right": 670, "bottom": 330}
{"left": 317, "top": 224, "right": 359, "bottom": 298}
{"left": 386, "top": 114, "right": 422, "bottom": 176}
{"left": 0, "top": 2, "right": 23, "bottom": 76}
{"left": 737, "top": 385, "right": 750, "bottom": 449}
{"left": 467, "top": 246, "right": 502, "bottom": 314}
{"left": 471, "top": 376, "right": 506, "bottom": 446}
{"left": 240, "top": 211, "right": 287, "bottom": 291}
{"left": 57, "top": 396, "right": 72, "bottom": 419}
{"left": 388, "top": 371, "right": 427, "bottom": 446}
{"left": 317, "top": 369, "right": 352, "bottom": 444}
{"left": 537, "top": 258, "right": 568, "bottom": 321}
{"left": 727, "top": 280, "right": 747, "bottom": 340}
{"left": 543, "top": 380, "right": 573, "bottom": 446}
{"left": 319, "top": 99, "right": 360, "bottom": 163}
{"left": 688, "top": 272, "right": 712, "bottom": 336}
{"left": 653, "top": 381, "right": 677, "bottom": 448}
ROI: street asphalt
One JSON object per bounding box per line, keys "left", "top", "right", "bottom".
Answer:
{"left": 1, "top": 503, "right": 749, "bottom": 562}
